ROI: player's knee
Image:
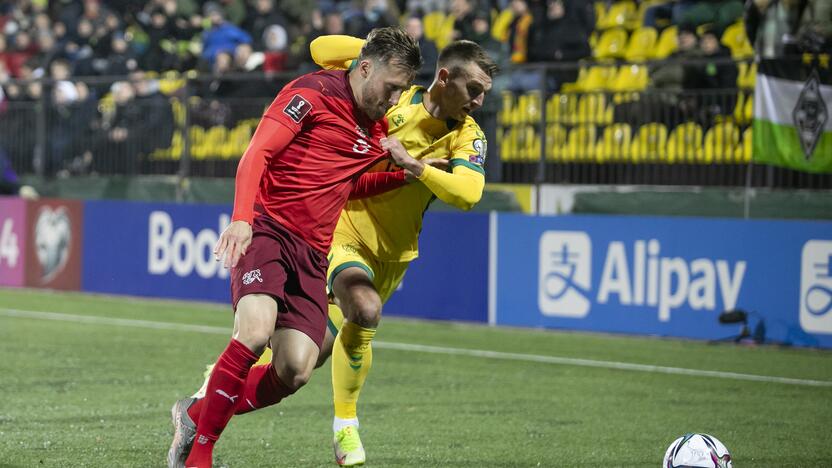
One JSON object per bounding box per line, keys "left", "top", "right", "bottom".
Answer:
{"left": 234, "top": 328, "right": 272, "bottom": 354}
{"left": 350, "top": 295, "right": 381, "bottom": 328}
{"left": 276, "top": 361, "right": 313, "bottom": 390}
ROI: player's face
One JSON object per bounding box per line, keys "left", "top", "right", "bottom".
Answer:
{"left": 360, "top": 60, "right": 413, "bottom": 120}
{"left": 443, "top": 62, "right": 492, "bottom": 121}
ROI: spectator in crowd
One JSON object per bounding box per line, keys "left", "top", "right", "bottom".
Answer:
{"left": 685, "top": 26, "right": 738, "bottom": 126}
{"left": 451, "top": 0, "right": 478, "bottom": 41}
{"left": 469, "top": 10, "right": 509, "bottom": 69}
{"left": 528, "top": 0, "right": 593, "bottom": 89}
{"left": 746, "top": 0, "right": 832, "bottom": 57}
{"left": 683, "top": 0, "right": 744, "bottom": 31}
{"left": 140, "top": 8, "right": 178, "bottom": 72}
{"left": 131, "top": 73, "right": 174, "bottom": 158}
{"left": 507, "top": 0, "right": 534, "bottom": 64}
{"left": 91, "top": 81, "right": 145, "bottom": 173}
{"left": 262, "top": 24, "right": 289, "bottom": 73}
{"left": 99, "top": 32, "right": 138, "bottom": 76}
{"left": 405, "top": 15, "right": 439, "bottom": 86}
{"left": 0, "top": 149, "right": 38, "bottom": 198}
{"left": 201, "top": 2, "right": 252, "bottom": 67}
{"left": 344, "top": 0, "right": 399, "bottom": 38}
{"left": 6, "top": 30, "right": 39, "bottom": 78}
{"left": 243, "top": 0, "right": 289, "bottom": 51}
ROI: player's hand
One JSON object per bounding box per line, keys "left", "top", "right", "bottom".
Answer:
{"left": 381, "top": 136, "right": 423, "bottom": 177}
{"left": 214, "top": 220, "right": 252, "bottom": 269}
{"left": 405, "top": 158, "right": 448, "bottom": 182}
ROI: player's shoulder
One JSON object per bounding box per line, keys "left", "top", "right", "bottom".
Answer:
{"left": 453, "top": 115, "right": 486, "bottom": 143}
{"left": 286, "top": 69, "right": 351, "bottom": 101}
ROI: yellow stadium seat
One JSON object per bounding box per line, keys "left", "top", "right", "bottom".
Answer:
{"left": 740, "top": 127, "right": 752, "bottom": 163}
{"left": 578, "top": 65, "right": 617, "bottom": 92}
{"left": 630, "top": 123, "right": 669, "bottom": 162}
{"left": 596, "top": 123, "right": 632, "bottom": 162}
{"left": 733, "top": 93, "right": 747, "bottom": 125}
{"left": 653, "top": 25, "right": 678, "bottom": 59}
{"left": 738, "top": 61, "right": 757, "bottom": 89}
{"left": 721, "top": 21, "right": 754, "bottom": 59}
{"left": 624, "top": 27, "right": 658, "bottom": 62}
{"left": 744, "top": 93, "right": 753, "bottom": 123}
{"left": 516, "top": 125, "right": 541, "bottom": 162}
{"left": 499, "top": 127, "right": 516, "bottom": 162}
{"left": 576, "top": 93, "right": 612, "bottom": 124}
{"left": 609, "top": 64, "right": 648, "bottom": 92}
{"left": 597, "top": 1, "right": 636, "bottom": 30}
{"left": 560, "top": 67, "right": 587, "bottom": 93}
{"left": 594, "top": 28, "right": 629, "bottom": 59}
{"left": 566, "top": 124, "right": 598, "bottom": 162}
{"left": 547, "top": 93, "right": 579, "bottom": 124}
{"left": 423, "top": 11, "right": 446, "bottom": 43}
{"left": 546, "top": 124, "right": 568, "bottom": 161}
{"left": 666, "top": 122, "right": 703, "bottom": 163}
{"left": 498, "top": 90, "right": 516, "bottom": 125}
{"left": 520, "top": 91, "right": 543, "bottom": 124}
{"left": 703, "top": 122, "right": 740, "bottom": 163}
{"left": 595, "top": 2, "right": 606, "bottom": 29}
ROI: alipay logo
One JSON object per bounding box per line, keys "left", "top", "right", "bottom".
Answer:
{"left": 800, "top": 240, "right": 832, "bottom": 334}
{"left": 538, "top": 231, "right": 591, "bottom": 318}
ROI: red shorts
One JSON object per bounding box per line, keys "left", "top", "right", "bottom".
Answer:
{"left": 230, "top": 214, "right": 329, "bottom": 349}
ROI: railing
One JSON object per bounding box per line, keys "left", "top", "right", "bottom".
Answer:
{"left": 1, "top": 61, "right": 830, "bottom": 190}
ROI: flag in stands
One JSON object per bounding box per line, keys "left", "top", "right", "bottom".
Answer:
{"left": 753, "top": 57, "right": 832, "bottom": 173}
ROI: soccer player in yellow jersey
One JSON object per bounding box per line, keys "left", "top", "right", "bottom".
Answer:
{"left": 191, "top": 37, "right": 496, "bottom": 467}
{"left": 309, "top": 36, "right": 497, "bottom": 466}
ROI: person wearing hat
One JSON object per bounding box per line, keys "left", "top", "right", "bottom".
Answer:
{"left": 201, "top": 1, "right": 251, "bottom": 66}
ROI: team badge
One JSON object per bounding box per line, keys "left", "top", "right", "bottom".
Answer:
{"left": 283, "top": 94, "right": 312, "bottom": 123}
{"left": 470, "top": 139, "right": 487, "bottom": 165}
{"left": 392, "top": 114, "right": 405, "bottom": 127}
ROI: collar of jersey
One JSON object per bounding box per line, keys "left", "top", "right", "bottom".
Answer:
{"left": 411, "top": 88, "right": 459, "bottom": 132}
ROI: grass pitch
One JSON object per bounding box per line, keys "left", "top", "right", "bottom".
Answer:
{"left": 1, "top": 288, "right": 831, "bottom": 467}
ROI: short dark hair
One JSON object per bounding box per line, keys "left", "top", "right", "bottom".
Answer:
{"left": 358, "top": 27, "right": 422, "bottom": 73}
{"left": 438, "top": 40, "right": 499, "bottom": 78}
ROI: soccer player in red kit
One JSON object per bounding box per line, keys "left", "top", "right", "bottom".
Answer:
{"left": 166, "top": 27, "right": 422, "bottom": 468}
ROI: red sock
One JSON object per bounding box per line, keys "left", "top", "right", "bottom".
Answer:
{"left": 187, "top": 364, "right": 296, "bottom": 424}
{"left": 185, "top": 339, "right": 258, "bottom": 468}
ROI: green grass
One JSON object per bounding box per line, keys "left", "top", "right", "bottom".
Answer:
{"left": 1, "top": 288, "right": 831, "bottom": 467}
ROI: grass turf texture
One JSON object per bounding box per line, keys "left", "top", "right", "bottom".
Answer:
{"left": 1, "top": 288, "right": 831, "bottom": 467}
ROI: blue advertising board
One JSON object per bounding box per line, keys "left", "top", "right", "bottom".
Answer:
{"left": 495, "top": 214, "right": 832, "bottom": 348}
{"left": 83, "top": 200, "right": 232, "bottom": 303}
{"left": 384, "top": 212, "right": 489, "bottom": 323}
{"left": 82, "top": 201, "right": 489, "bottom": 322}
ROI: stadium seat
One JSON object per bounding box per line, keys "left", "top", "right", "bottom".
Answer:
{"left": 519, "top": 125, "right": 541, "bottom": 162}
{"left": 498, "top": 90, "right": 516, "bottom": 125}
{"left": 744, "top": 93, "right": 754, "bottom": 123}
{"left": 596, "top": 123, "right": 632, "bottom": 162}
{"left": 741, "top": 127, "right": 752, "bottom": 163}
{"left": 499, "top": 127, "right": 516, "bottom": 162}
{"left": 627, "top": 0, "right": 664, "bottom": 30}
{"left": 575, "top": 93, "right": 612, "bottom": 124}
{"left": 733, "top": 93, "right": 748, "bottom": 125}
{"left": 738, "top": 62, "right": 757, "bottom": 89}
{"left": 597, "top": 1, "right": 636, "bottom": 30}
{"left": 520, "top": 91, "right": 543, "bottom": 124}
{"left": 721, "top": 21, "right": 754, "bottom": 59}
{"left": 624, "top": 27, "right": 658, "bottom": 62}
{"left": 630, "top": 123, "right": 669, "bottom": 162}
{"left": 653, "top": 25, "right": 678, "bottom": 59}
{"left": 546, "top": 124, "right": 568, "bottom": 161}
{"left": 609, "top": 64, "right": 648, "bottom": 93}
{"left": 566, "top": 124, "right": 598, "bottom": 162}
{"left": 666, "top": 122, "right": 704, "bottom": 163}
{"left": 594, "top": 28, "right": 629, "bottom": 59}
{"left": 577, "top": 65, "right": 617, "bottom": 92}
{"left": 703, "top": 122, "right": 740, "bottom": 163}
{"left": 547, "top": 93, "right": 579, "bottom": 124}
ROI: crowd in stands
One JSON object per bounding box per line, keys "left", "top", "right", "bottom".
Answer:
{"left": 0, "top": 0, "right": 830, "bottom": 177}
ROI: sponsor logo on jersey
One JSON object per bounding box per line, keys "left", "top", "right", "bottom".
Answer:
{"left": 283, "top": 94, "right": 312, "bottom": 123}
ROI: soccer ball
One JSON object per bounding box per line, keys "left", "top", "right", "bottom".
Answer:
{"left": 663, "top": 433, "right": 732, "bottom": 468}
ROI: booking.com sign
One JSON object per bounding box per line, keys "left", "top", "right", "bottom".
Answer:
{"left": 800, "top": 240, "right": 832, "bottom": 334}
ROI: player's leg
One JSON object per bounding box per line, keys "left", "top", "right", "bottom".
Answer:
{"left": 182, "top": 293, "right": 277, "bottom": 467}
{"left": 315, "top": 303, "right": 344, "bottom": 368}
{"left": 330, "top": 266, "right": 381, "bottom": 466}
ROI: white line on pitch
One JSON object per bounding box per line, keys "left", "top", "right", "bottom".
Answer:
{"left": 2, "top": 307, "right": 831, "bottom": 388}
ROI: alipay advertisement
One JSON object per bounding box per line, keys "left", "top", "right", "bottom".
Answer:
{"left": 495, "top": 214, "right": 832, "bottom": 348}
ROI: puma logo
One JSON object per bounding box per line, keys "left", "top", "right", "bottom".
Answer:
{"left": 215, "top": 389, "right": 238, "bottom": 403}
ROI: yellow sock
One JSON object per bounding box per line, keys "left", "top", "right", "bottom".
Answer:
{"left": 332, "top": 320, "right": 376, "bottom": 420}
{"left": 254, "top": 346, "right": 272, "bottom": 366}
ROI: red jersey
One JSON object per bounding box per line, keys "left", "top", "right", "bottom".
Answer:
{"left": 231, "top": 70, "right": 390, "bottom": 253}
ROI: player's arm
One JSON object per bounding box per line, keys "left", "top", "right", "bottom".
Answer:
{"left": 310, "top": 35, "right": 365, "bottom": 70}
{"left": 381, "top": 136, "right": 485, "bottom": 211}
{"left": 215, "top": 118, "right": 296, "bottom": 268}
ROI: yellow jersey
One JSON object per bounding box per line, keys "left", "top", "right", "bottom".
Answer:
{"left": 311, "top": 36, "right": 487, "bottom": 262}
